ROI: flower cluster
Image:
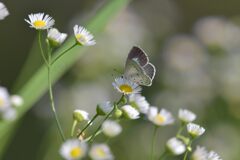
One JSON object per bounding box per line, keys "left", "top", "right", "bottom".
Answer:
{"left": 0, "top": 86, "right": 23, "bottom": 121}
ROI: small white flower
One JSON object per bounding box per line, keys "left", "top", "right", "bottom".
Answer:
{"left": 97, "top": 101, "right": 113, "bottom": 116}
{"left": 207, "top": 151, "right": 222, "bottom": 160}
{"left": 2, "top": 108, "right": 17, "bottom": 121}
{"left": 178, "top": 109, "right": 196, "bottom": 123}
{"left": 47, "top": 28, "right": 67, "bottom": 46}
{"left": 73, "top": 25, "right": 96, "bottom": 46}
{"left": 0, "top": 2, "right": 9, "bottom": 20}
{"left": 191, "top": 146, "right": 208, "bottom": 160}
{"left": 25, "top": 13, "right": 55, "bottom": 30}
{"left": 60, "top": 139, "right": 87, "bottom": 160}
{"left": 112, "top": 77, "right": 142, "bottom": 95}
{"left": 73, "top": 109, "right": 89, "bottom": 122}
{"left": 121, "top": 105, "right": 140, "bottom": 119}
{"left": 0, "top": 86, "right": 11, "bottom": 111}
{"left": 129, "top": 94, "right": 150, "bottom": 114}
{"left": 148, "top": 107, "right": 174, "bottom": 126}
{"left": 166, "top": 137, "right": 186, "bottom": 155}
{"left": 89, "top": 144, "right": 113, "bottom": 160}
{"left": 187, "top": 123, "right": 205, "bottom": 138}
{"left": 102, "top": 120, "right": 122, "bottom": 137}
{"left": 10, "top": 95, "right": 24, "bottom": 107}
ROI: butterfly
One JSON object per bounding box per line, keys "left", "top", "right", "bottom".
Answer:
{"left": 124, "top": 46, "right": 156, "bottom": 86}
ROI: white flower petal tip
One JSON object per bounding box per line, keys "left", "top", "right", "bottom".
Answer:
{"left": 60, "top": 139, "right": 88, "bottom": 160}
{"left": 129, "top": 94, "right": 150, "bottom": 114}
{"left": 47, "top": 28, "right": 67, "bottom": 46}
{"left": 10, "top": 95, "right": 24, "bottom": 107}
{"left": 178, "top": 109, "right": 196, "bottom": 123}
{"left": 112, "top": 77, "right": 142, "bottom": 95}
{"left": 166, "top": 137, "right": 186, "bottom": 155}
{"left": 25, "top": 13, "right": 55, "bottom": 30}
{"left": 121, "top": 105, "right": 140, "bottom": 119}
{"left": 73, "top": 25, "right": 96, "bottom": 46}
{"left": 0, "top": 2, "right": 9, "bottom": 20}
{"left": 73, "top": 109, "right": 89, "bottom": 122}
{"left": 89, "top": 144, "right": 114, "bottom": 160}
{"left": 147, "top": 107, "right": 174, "bottom": 126}
{"left": 187, "top": 123, "right": 205, "bottom": 138}
{"left": 102, "top": 120, "right": 122, "bottom": 137}
{"left": 0, "top": 86, "right": 11, "bottom": 111}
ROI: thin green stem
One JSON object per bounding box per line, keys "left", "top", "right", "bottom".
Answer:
{"left": 183, "top": 140, "right": 192, "bottom": 160}
{"left": 77, "top": 113, "right": 99, "bottom": 138}
{"left": 177, "top": 122, "right": 185, "bottom": 136}
{"left": 51, "top": 43, "right": 77, "bottom": 65}
{"left": 151, "top": 126, "right": 159, "bottom": 160}
{"left": 38, "top": 31, "right": 49, "bottom": 66}
{"left": 71, "top": 120, "right": 78, "bottom": 137}
{"left": 89, "top": 104, "right": 117, "bottom": 142}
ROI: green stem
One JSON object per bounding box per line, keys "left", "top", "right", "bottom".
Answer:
{"left": 183, "top": 151, "right": 188, "bottom": 160}
{"left": 77, "top": 113, "right": 99, "bottom": 138}
{"left": 46, "top": 44, "right": 66, "bottom": 141}
{"left": 177, "top": 122, "right": 185, "bottom": 136}
{"left": 51, "top": 43, "right": 77, "bottom": 65}
{"left": 89, "top": 104, "right": 117, "bottom": 142}
{"left": 151, "top": 126, "right": 158, "bottom": 160}
{"left": 183, "top": 140, "right": 192, "bottom": 160}
{"left": 38, "top": 31, "right": 49, "bottom": 66}
{"left": 71, "top": 120, "right": 78, "bottom": 137}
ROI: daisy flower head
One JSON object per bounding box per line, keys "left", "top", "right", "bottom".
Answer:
{"left": 0, "top": 86, "right": 11, "bottom": 111}
{"left": 166, "top": 137, "right": 186, "bottom": 155}
{"left": 60, "top": 139, "right": 87, "bottom": 160}
{"left": 187, "top": 123, "right": 205, "bottom": 138}
{"left": 207, "top": 151, "right": 222, "bottom": 160}
{"left": 73, "top": 109, "right": 89, "bottom": 122}
{"left": 147, "top": 107, "right": 174, "bottom": 126}
{"left": 25, "top": 13, "right": 55, "bottom": 30}
{"left": 112, "top": 77, "right": 141, "bottom": 95}
{"left": 97, "top": 101, "right": 113, "bottom": 116}
{"left": 89, "top": 143, "right": 114, "bottom": 160}
{"left": 191, "top": 146, "right": 208, "bottom": 160}
{"left": 73, "top": 25, "right": 96, "bottom": 46}
{"left": 121, "top": 105, "right": 140, "bottom": 119}
{"left": 0, "top": 2, "right": 9, "bottom": 20}
{"left": 129, "top": 94, "right": 150, "bottom": 114}
{"left": 102, "top": 120, "right": 122, "bottom": 137}
{"left": 10, "top": 95, "right": 24, "bottom": 107}
{"left": 178, "top": 109, "right": 196, "bottom": 123}
{"left": 47, "top": 28, "right": 67, "bottom": 47}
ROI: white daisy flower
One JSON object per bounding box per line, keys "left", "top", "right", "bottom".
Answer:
{"left": 0, "top": 86, "right": 11, "bottom": 111}
{"left": 2, "top": 108, "right": 16, "bottom": 121}
{"left": 89, "top": 144, "right": 114, "bottom": 160}
{"left": 97, "top": 101, "right": 113, "bottom": 116}
{"left": 0, "top": 2, "right": 9, "bottom": 20}
{"left": 60, "top": 139, "right": 87, "bottom": 160}
{"left": 166, "top": 137, "right": 186, "bottom": 155}
{"left": 10, "top": 95, "right": 24, "bottom": 107}
{"left": 25, "top": 13, "right": 55, "bottom": 30}
{"left": 147, "top": 107, "right": 174, "bottom": 126}
{"left": 187, "top": 123, "right": 205, "bottom": 138}
{"left": 191, "top": 146, "right": 208, "bottom": 160}
{"left": 47, "top": 28, "right": 67, "bottom": 47}
{"left": 129, "top": 94, "right": 150, "bottom": 114}
{"left": 121, "top": 105, "right": 140, "bottom": 119}
{"left": 178, "top": 109, "right": 196, "bottom": 123}
{"left": 102, "top": 120, "right": 122, "bottom": 137}
{"left": 73, "top": 109, "right": 89, "bottom": 122}
{"left": 207, "top": 151, "right": 222, "bottom": 160}
{"left": 112, "top": 77, "right": 142, "bottom": 95}
{"left": 73, "top": 25, "right": 96, "bottom": 46}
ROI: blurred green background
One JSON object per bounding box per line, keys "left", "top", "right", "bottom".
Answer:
{"left": 1, "top": 0, "right": 240, "bottom": 159}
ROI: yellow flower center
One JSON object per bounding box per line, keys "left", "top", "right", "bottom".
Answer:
{"left": 119, "top": 84, "right": 133, "bottom": 93}
{"left": 70, "top": 147, "right": 82, "bottom": 158}
{"left": 0, "top": 97, "right": 5, "bottom": 107}
{"left": 76, "top": 34, "right": 87, "bottom": 44}
{"left": 33, "top": 20, "right": 46, "bottom": 28}
{"left": 95, "top": 148, "right": 106, "bottom": 158}
{"left": 154, "top": 114, "right": 165, "bottom": 124}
